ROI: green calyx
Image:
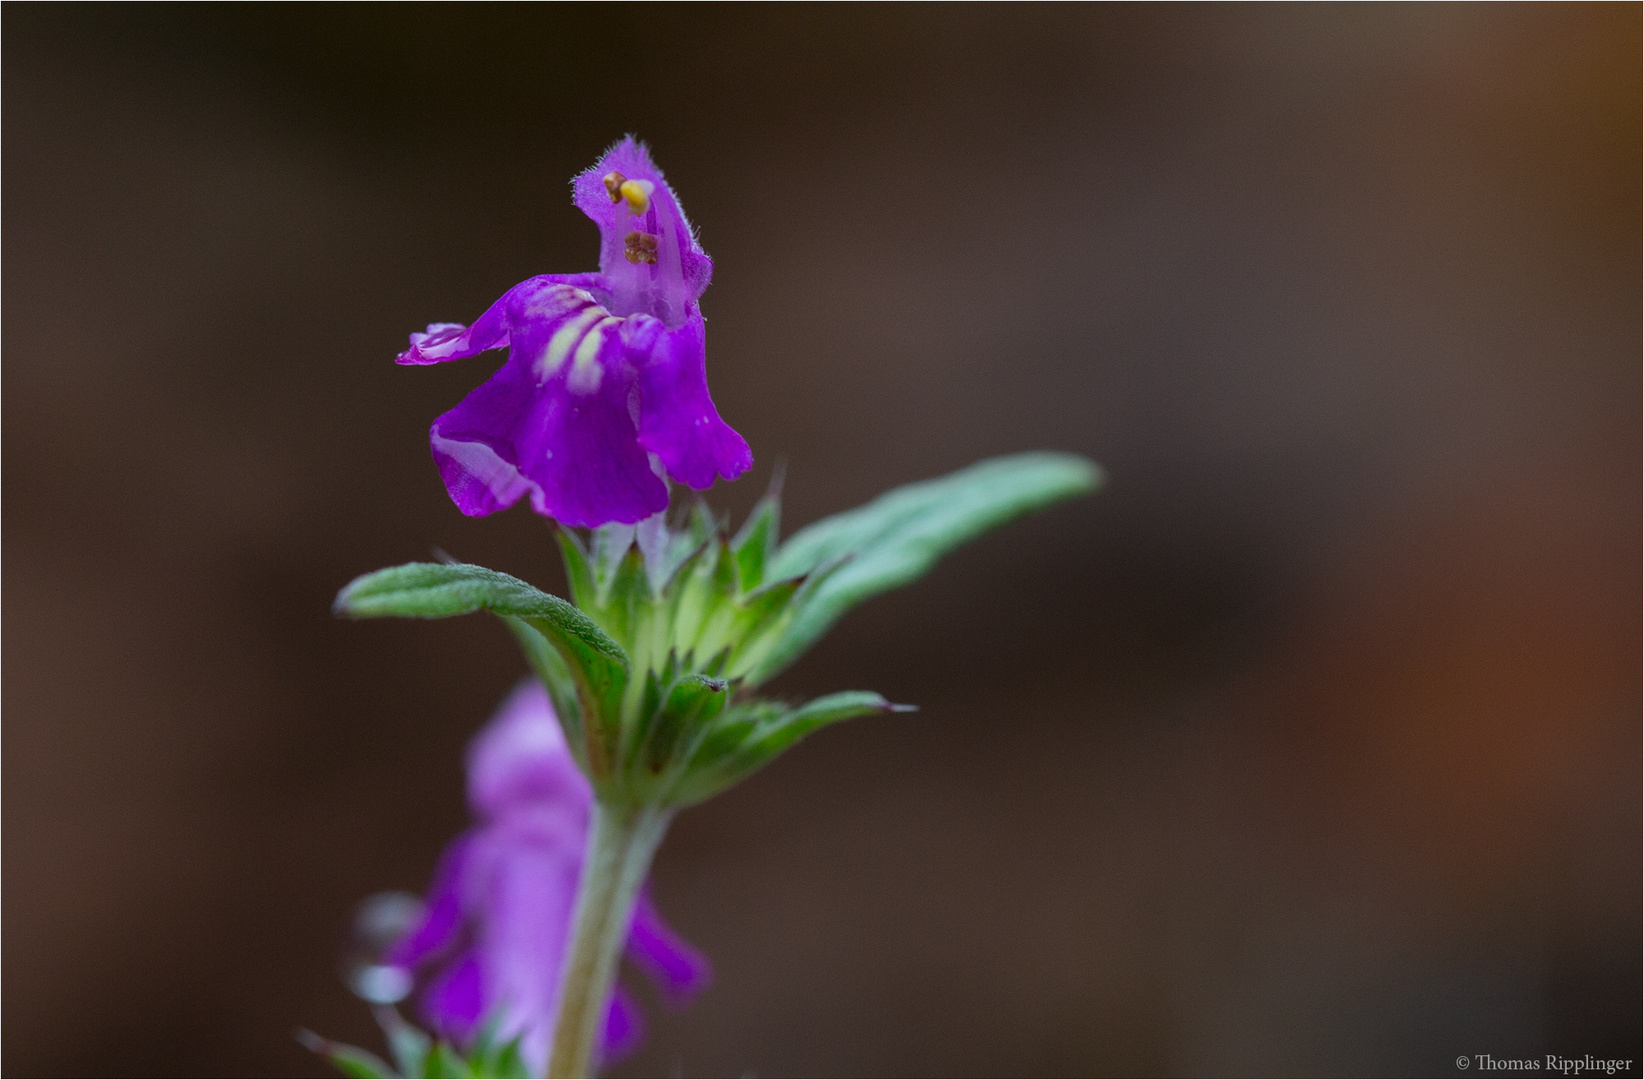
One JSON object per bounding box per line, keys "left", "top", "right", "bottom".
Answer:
{"left": 335, "top": 451, "right": 1101, "bottom": 808}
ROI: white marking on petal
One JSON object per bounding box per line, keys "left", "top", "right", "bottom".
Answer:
{"left": 431, "top": 429, "right": 535, "bottom": 506}
{"left": 526, "top": 285, "right": 596, "bottom": 320}
{"left": 568, "top": 316, "right": 621, "bottom": 395}
{"left": 536, "top": 305, "right": 607, "bottom": 381}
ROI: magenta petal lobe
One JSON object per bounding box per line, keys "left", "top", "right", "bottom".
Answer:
{"left": 626, "top": 890, "right": 714, "bottom": 1004}
{"left": 421, "top": 950, "right": 485, "bottom": 1042}
{"left": 632, "top": 312, "right": 752, "bottom": 490}
{"left": 598, "top": 985, "right": 646, "bottom": 1065}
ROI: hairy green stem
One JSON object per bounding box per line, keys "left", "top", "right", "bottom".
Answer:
{"left": 547, "top": 801, "right": 671, "bottom": 1078}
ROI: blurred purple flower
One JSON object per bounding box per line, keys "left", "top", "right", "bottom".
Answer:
{"left": 386, "top": 680, "right": 711, "bottom": 1071}
{"left": 398, "top": 138, "right": 751, "bottom": 527}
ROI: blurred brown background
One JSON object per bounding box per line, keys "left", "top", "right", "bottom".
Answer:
{"left": 4, "top": 5, "right": 1638, "bottom": 1077}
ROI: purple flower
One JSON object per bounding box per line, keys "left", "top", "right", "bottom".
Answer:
{"left": 387, "top": 680, "right": 712, "bottom": 1071}
{"left": 398, "top": 138, "right": 752, "bottom": 527}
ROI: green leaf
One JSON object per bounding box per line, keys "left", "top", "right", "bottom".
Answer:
{"left": 335, "top": 563, "right": 629, "bottom": 774}
{"left": 297, "top": 1030, "right": 398, "bottom": 1079}
{"left": 751, "top": 453, "right": 1101, "bottom": 682}
{"left": 751, "top": 691, "right": 914, "bottom": 758}
{"left": 671, "top": 691, "right": 908, "bottom": 805}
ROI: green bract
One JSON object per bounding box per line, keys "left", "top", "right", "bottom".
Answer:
{"left": 335, "top": 452, "right": 1101, "bottom": 809}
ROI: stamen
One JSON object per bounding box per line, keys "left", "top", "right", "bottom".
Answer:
{"left": 624, "top": 231, "right": 659, "bottom": 265}
{"left": 602, "top": 171, "right": 626, "bottom": 203}
{"left": 618, "top": 179, "right": 655, "bottom": 215}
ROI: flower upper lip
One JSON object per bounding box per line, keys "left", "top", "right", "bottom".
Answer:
{"left": 571, "top": 138, "right": 713, "bottom": 327}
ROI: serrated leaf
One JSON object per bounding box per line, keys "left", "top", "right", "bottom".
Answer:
{"left": 335, "top": 563, "right": 629, "bottom": 774}
{"left": 751, "top": 453, "right": 1101, "bottom": 683}
{"left": 298, "top": 1030, "right": 399, "bottom": 1079}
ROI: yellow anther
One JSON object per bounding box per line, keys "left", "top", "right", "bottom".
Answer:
{"left": 618, "top": 179, "right": 655, "bottom": 215}
{"left": 602, "top": 171, "right": 626, "bottom": 203}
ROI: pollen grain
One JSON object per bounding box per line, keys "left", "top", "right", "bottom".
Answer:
{"left": 624, "top": 231, "right": 659, "bottom": 265}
